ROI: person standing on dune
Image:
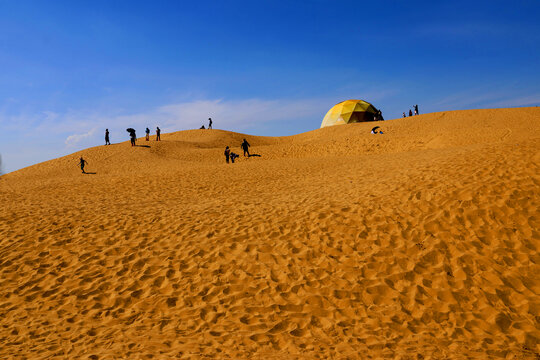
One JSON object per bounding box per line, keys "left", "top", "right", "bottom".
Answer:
{"left": 156, "top": 127, "right": 161, "bottom": 141}
{"left": 105, "top": 129, "right": 110, "bottom": 145}
{"left": 409, "top": 109, "right": 413, "bottom": 117}
{"left": 208, "top": 118, "right": 213, "bottom": 129}
{"left": 241, "top": 138, "right": 250, "bottom": 157}
{"left": 403, "top": 112, "right": 406, "bottom": 118}
{"left": 145, "top": 127, "right": 150, "bottom": 141}
{"left": 414, "top": 104, "right": 419, "bottom": 115}
{"left": 224, "top": 146, "right": 230, "bottom": 163}
{"left": 79, "top": 157, "right": 88, "bottom": 173}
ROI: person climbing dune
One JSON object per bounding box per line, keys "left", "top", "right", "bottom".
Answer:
{"left": 79, "top": 157, "right": 88, "bottom": 173}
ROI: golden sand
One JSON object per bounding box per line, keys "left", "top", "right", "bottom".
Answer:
{"left": 0, "top": 107, "right": 539, "bottom": 359}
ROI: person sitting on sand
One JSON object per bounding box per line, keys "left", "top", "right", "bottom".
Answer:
{"left": 79, "top": 157, "right": 88, "bottom": 173}
{"left": 105, "top": 129, "right": 110, "bottom": 145}
{"left": 403, "top": 112, "right": 406, "bottom": 118}
{"left": 230, "top": 152, "right": 239, "bottom": 163}
{"left": 200, "top": 125, "right": 205, "bottom": 129}
{"left": 241, "top": 138, "right": 250, "bottom": 157}
{"left": 156, "top": 127, "right": 161, "bottom": 141}
{"left": 145, "top": 127, "right": 150, "bottom": 141}
{"left": 224, "top": 146, "right": 230, "bottom": 163}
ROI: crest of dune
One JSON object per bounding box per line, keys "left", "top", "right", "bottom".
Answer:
{"left": 1, "top": 107, "right": 539, "bottom": 358}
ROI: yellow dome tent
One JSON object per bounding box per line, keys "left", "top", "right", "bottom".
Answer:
{"left": 320, "top": 99, "right": 379, "bottom": 128}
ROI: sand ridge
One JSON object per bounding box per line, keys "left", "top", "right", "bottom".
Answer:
{"left": 0, "top": 107, "right": 539, "bottom": 358}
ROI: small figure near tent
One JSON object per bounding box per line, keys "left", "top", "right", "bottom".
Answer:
{"left": 79, "top": 156, "right": 88, "bottom": 173}
{"left": 126, "top": 128, "right": 136, "bottom": 146}
{"left": 224, "top": 146, "right": 230, "bottom": 163}
{"left": 402, "top": 112, "right": 406, "bottom": 118}
{"left": 230, "top": 152, "right": 239, "bottom": 163}
{"left": 105, "top": 129, "right": 110, "bottom": 145}
{"left": 145, "top": 127, "right": 150, "bottom": 141}
{"left": 156, "top": 127, "right": 161, "bottom": 141}
{"left": 409, "top": 109, "right": 413, "bottom": 117}
{"left": 414, "top": 104, "right": 419, "bottom": 115}
{"left": 241, "top": 138, "right": 250, "bottom": 157}
{"left": 208, "top": 118, "right": 212, "bottom": 129}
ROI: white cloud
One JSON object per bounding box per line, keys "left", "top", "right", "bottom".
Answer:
{"left": 157, "top": 98, "right": 327, "bottom": 131}
{"left": 486, "top": 94, "right": 540, "bottom": 108}
{"left": 33, "top": 97, "right": 330, "bottom": 139}
{"left": 432, "top": 88, "right": 540, "bottom": 111}
{"left": 65, "top": 128, "right": 97, "bottom": 147}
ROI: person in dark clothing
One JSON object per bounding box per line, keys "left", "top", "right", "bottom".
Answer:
{"left": 208, "top": 118, "right": 212, "bottom": 129}
{"left": 79, "top": 157, "right": 88, "bottom": 173}
{"left": 105, "top": 129, "right": 110, "bottom": 145}
{"left": 409, "top": 109, "right": 413, "bottom": 117}
{"left": 403, "top": 112, "right": 406, "bottom": 118}
{"left": 130, "top": 130, "right": 136, "bottom": 146}
{"left": 414, "top": 104, "right": 419, "bottom": 115}
{"left": 241, "top": 138, "right": 250, "bottom": 157}
{"left": 230, "top": 152, "right": 239, "bottom": 163}
{"left": 145, "top": 127, "right": 150, "bottom": 141}
{"left": 156, "top": 127, "right": 161, "bottom": 141}
{"left": 224, "top": 146, "right": 230, "bottom": 163}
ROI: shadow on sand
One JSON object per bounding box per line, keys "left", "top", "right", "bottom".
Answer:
{"left": 134, "top": 145, "right": 151, "bottom": 148}
{"left": 248, "top": 154, "right": 262, "bottom": 157}
{"left": 83, "top": 172, "right": 97, "bottom": 175}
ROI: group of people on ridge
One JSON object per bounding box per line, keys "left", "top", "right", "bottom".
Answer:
{"left": 224, "top": 138, "right": 251, "bottom": 163}
{"left": 403, "top": 104, "right": 420, "bottom": 118}
{"left": 200, "top": 118, "right": 213, "bottom": 129}
{"left": 79, "top": 118, "right": 261, "bottom": 173}
{"left": 105, "top": 127, "right": 161, "bottom": 146}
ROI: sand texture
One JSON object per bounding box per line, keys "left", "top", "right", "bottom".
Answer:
{"left": 0, "top": 107, "right": 539, "bottom": 359}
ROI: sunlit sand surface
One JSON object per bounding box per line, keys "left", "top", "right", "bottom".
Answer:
{"left": 1, "top": 107, "right": 539, "bottom": 358}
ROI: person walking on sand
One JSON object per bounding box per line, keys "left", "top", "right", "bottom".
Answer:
{"left": 414, "top": 104, "right": 419, "bottom": 115}
{"left": 241, "top": 138, "right": 250, "bottom": 157}
{"left": 402, "top": 112, "right": 406, "bottom": 118}
{"left": 224, "top": 146, "right": 230, "bottom": 163}
{"left": 79, "top": 157, "right": 88, "bottom": 173}
{"left": 156, "top": 127, "right": 161, "bottom": 141}
{"left": 105, "top": 129, "right": 110, "bottom": 145}
{"left": 208, "top": 118, "right": 212, "bottom": 129}
{"left": 409, "top": 109, "right": 413, "bottom": 117}
{"left": 145, "top": 127, "right": 150, "bottom": 141}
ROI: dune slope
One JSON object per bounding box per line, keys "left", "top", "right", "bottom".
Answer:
{"left": 0, "top": 107, "right": 539, "bottom": 359}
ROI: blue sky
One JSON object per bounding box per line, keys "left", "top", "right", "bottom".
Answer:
{"left": 0, "top": 0, "right": 539, "bottom": 173}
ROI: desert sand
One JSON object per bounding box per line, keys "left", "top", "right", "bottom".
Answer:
{"left": 0, "top": 107, "right": 539, "bottom": 359}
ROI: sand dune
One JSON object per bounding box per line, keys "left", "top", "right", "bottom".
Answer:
{"left": 0, "top": 107, "right": 539, "bottom": 359}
